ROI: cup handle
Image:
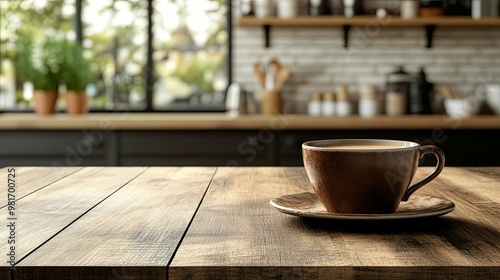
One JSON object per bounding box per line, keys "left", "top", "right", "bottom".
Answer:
{"left": 402, "top": 145, "right": 445, "bottom": 201}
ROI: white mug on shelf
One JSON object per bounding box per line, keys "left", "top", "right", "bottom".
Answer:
{"left": 486, "top": 84, "right": 500, "bottom": 115}
{"left": 254, "top": 0, "right": 274, "bottom": 18}
{"left": 343, "top": 0, "right": 355, "bottom": 18}
{"left": 401, "top": 0, "right": 419, "bottom": 19}
{"left": 444, "top": 98, "right": 481, "bottom": 119}
{"left": 276, "top": 0, "right": 299, "bottom": 18}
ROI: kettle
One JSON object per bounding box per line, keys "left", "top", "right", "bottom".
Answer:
{"left": 226, "top": 83, "right": 257, "bottom": 116}
{"left": 408, "top": 68, "right": 433, "bottom": 114}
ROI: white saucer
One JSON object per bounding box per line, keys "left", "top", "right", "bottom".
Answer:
{"left": 270, "top": 192, "right": 455, "bottom": 220}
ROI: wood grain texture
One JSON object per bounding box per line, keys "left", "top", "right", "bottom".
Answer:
{"left": 16, "top": 167, "right": 217, "bottom": 280}
{"left": 169, "top": 167, "right": 500, "bottom": 280}
{"left": 237, "top": 16, "right": 500, "bottom": 27}
{"left": 0, "top": 113, "right": 499, "bottom": 130}
{"left": 0, "top": 167, "right": 83, "bottom": 277}
{"left": 0, "top": 167, "right": 146, "bottom": 267}
{"left": 0, "top": 167, "right": 82, "bottom": 207}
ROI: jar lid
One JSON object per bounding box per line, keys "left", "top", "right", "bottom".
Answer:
{"left": 360, "top": 85, "right": 378, "bottom": 100}
{"left": 310, "top": 92, "right": 323, "bottom": 101}
{"left": 323, "top": 92, "right": 335, "bottom": 101}
{"left": 336, "top": 85, "right": 350, "bottom": 102}
{"left": 388, "top": 66, "right": 410, "bottom": 82}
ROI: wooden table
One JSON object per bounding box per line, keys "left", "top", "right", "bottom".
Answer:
{"left": 1, "top": 167, "right": 499, "bottom": 279}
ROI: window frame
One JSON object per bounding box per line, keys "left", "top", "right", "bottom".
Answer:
{"left": 2, "top": 0, "right": 232, "bottom": 113}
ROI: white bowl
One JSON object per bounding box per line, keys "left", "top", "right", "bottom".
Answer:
{"left": 444, "top": 98, "right": 481, "bottom": 119}
{"left": 486, "top": 84, "right": 500, "bottom": 115}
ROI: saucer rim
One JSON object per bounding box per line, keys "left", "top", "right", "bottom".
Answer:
{"left": 270, "top": 192, "right": 455, "bottom": 220}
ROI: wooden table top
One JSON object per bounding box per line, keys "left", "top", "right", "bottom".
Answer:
{"left": 1, "top": 113, "right": 499, "bottom": 130}
{"left": 1, "top": 167, "right": 499, "bottom": 279}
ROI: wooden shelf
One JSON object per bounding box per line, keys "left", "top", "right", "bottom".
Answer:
{"left": 0, "top": 113, "right": 499, "bottom": 130}
{"left": 237, "top": 16, "right": 500, "bottom": 48}
{"left": 237, "top": 16, "right": 500, "bottom": 27}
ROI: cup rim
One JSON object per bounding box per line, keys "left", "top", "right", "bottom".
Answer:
{"left": 302, "top": 139, "right": 420, "bottom": 152}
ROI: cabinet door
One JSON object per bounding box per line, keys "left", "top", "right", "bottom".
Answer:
{"left": 119, "top": 130, "right": 276, "bottom": 166}
{"left": 278, "top": 130, "right": 500, "bottom": 167}
{"left": 0, "top": 131, "right": 114, "bottom": 167}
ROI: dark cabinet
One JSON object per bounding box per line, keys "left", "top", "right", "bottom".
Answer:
{"left": 119, "top": 131, "right": 274, "bottom": 166}
{"left": 0, "top": 131, "right": 115, "bottom": 166}
{"left": 1, "top": 129, "right": 499, "bottom": 167}
{"left": 278, "top": 129, "right": 500, "bottom": 166}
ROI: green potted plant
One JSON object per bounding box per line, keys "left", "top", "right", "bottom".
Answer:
{"left": 15, "top": 33, "right": 60, "bottom": 114}
{"left": 59, "top": 40, "right": 92, "bottom": 114}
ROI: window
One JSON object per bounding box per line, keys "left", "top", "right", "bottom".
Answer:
{"left": 82, "top": 0, "right": 149, "bottom": 110}
{"left": 0, "top": 0, "right": 230, "bottom": 112}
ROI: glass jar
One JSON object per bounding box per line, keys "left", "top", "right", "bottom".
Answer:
{"left": 359, "top": 85, "right": 380, "bottom": 117}
{"left": 321, "top": 92, "right": 335, "bottom": 116}
{"left": 308, "top": 92, "right": 322, "bottom": 116}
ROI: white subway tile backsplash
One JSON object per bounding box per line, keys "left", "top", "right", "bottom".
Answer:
{"left": 475, "top": 66, "right": 500, "bottom": 73}
{"left": 356, "top": 75, "right": 386, "bottom": 85}
{"left": 458, "top": 65, "right": 484, "bottom": 74}
{"left": 375, "top": 65, "right": 399, "bottom": 74}
{"left": 479, "top": 48, "right": 500, "bottom": 55}
{"left": 427, "top": 65, "right": 459, "bottom": 75}
{"left": 463, "top": 75, "right": 494, "bottom": 84}
{"left": 329, "top": 64, "right": 376, "bottom": 74}
{"left": 469, "top": 56, "right": 498, "bottom": 64}
{"left": 429, "top": 47, "right": 480, "bottom": 55}
{"left": 363, "top": 55, "right": 410, "bottom": 64}
{"left": 331, "top": 74, "right": 361, "bottom": 84}
{"left": 436, "top": 56, "right": 470, "bottom": 64}
{"left": 440, "top": 30, "right": 500, "bottom": 37}
{"left": 428, "top": 74, "right": 465, "bottom": 84}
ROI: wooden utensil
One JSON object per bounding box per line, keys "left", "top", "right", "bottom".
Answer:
{"left": 270, "top": 58, "right": 282, "bottom": 83}
{"left": 275, "top": 66, "right": 291, "bottom": 91}
{"left": 253, "top": 63, "right": 266, "bottom": 90}
{"left": 437, "top": 84, "right": 457, "bottom": 100}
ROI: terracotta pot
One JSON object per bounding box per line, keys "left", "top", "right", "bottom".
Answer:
{"left": 419, "top": 7, "right": 445, "bottom": 17}
{"left": 66, "top": 91, "right": 88, "bottom": 114}
{"left": 34, "top": 90, "right": 58, "bottom": 114}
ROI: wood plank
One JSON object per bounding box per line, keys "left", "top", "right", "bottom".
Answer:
{"left": 0, "top": 113, "right": 499, "bottom": 130}
{"left": 170, "top": 167, "right": 500, "bottom": 279}
{"left": 418, "top": 167, "right": 500, "bottom": 205}
{"left": 0, "top": 167, "right": 82, "bottom": 207}
{"left": 237, "top": 16, "right": 500, "bottom": 27}
{"left": 0, "top": 167, "right": 81, "bottom": 278}
{"left": 15, "top": 167, "right": 217, "bottom": 280}
{"left": 0, "top": 166, "right": 146, "bottom": 275}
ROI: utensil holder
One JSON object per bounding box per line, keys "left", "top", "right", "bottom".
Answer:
{"left": 261, "top": 89, "right": 282, "bottom": 114}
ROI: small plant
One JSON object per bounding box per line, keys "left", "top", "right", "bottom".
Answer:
{"left": 14, "top": 31, "right": 93, "bottom": 93}
{"left": 14, "top": 31, "right": 60, "bottom": 92}
{"left": 59, "top": 40, "right": 92, "bottom": 93}
{"left": 13, "top": 31, "right": 94, "bottom": 114}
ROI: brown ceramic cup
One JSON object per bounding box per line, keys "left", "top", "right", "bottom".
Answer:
{"left": 302, "top": 139, "right": 445, "bottom": 214}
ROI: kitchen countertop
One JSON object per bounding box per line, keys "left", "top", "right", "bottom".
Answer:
{"left": 0, "top": 113, "right": 499, "bottom": 130}
{"left": 2, "top": 166, "right": 499, "bottom": 279}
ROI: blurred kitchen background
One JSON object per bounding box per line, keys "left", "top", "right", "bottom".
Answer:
{"left": 232, "top": 0, "right": 500, "bottom": 114}
{"left": 1, "top": 0, "right": 499, "bottom": 114}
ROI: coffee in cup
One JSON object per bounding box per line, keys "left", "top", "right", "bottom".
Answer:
{"left": 302, "top": 139, "right": 445, "bottom": 214}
